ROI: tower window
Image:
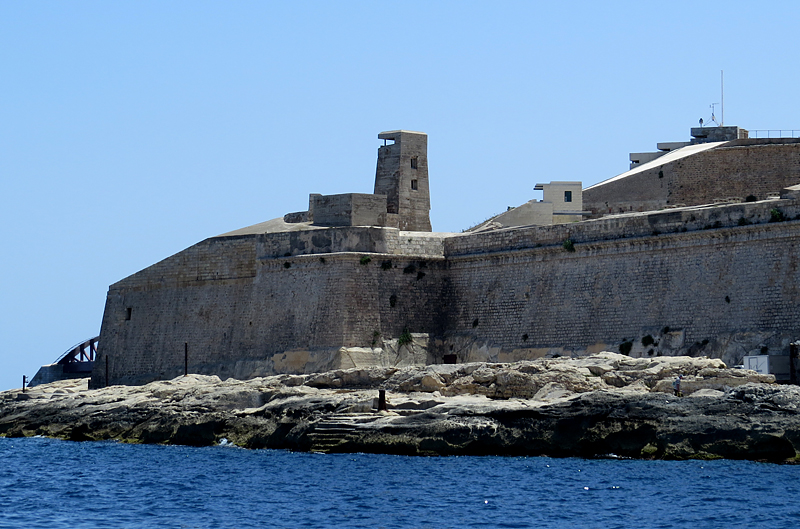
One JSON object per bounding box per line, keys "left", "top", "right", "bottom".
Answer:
{"left": 564, "top": 191, "right": 572, "bottom": 203}
{"left": 411, "top": 179, "right": 418, "bottom": 190}
{"left": 125, "top": 307, "right": 132, "bottom": 321}
{"left": 410, "top": 157, "right": 418, "bottom": 169}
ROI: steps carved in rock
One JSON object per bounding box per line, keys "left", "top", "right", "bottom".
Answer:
{"left": 308, "top": 413, "right": 378, "bottom": 453}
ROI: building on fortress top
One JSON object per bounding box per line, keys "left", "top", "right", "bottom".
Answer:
{"left": 466, "top": 181, "right": 589, "bottom": 233}
{"left": 83, "top": 126, "right": 800, "bottom": 388}
{"left": 583, "top": 125, "right": 800, "bottom": 217}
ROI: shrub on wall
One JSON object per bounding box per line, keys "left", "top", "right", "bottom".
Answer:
{"left": 562, "top": 239, "right": 575, "bottom": 252}
{"left": 398, "top": 328, "right": 413, "bottom": 347}
{"left": 360, "top": 256, "right": 372, "bottom": 265}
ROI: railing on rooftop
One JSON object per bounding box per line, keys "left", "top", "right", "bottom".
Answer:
{"left": 747, "top": 130, "right": 800, "bottom": 139}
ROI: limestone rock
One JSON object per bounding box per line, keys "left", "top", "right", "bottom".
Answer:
{"left": 387, "top": 368, "right": 446, "bottom": 392}
{"left": 652, "top": 368, "right": 774, "bottom": 395}
{"left": 2, "top": 356, "right": 797, "bottom": 461}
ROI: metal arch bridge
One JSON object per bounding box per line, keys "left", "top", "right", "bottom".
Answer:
{"left": 55, "top": 336, "right": 99, "bottom": 373}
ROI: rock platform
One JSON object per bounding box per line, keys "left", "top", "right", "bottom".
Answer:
{"left": 2, "top": 353, "right": 799, "bottom": 462}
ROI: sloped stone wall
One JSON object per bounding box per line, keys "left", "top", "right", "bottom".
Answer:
{"left": 92, "top": 232, "right": 448, "bottom": 387}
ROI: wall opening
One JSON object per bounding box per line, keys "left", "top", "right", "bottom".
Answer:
{"left": 125, "top": 307, "right": 132, "bottom": 321}
{"left": 410, "top": 157, "right": 418, "bottom": 169}
{"left": 411, "top": 179, "right": 418, "bottom": 190}
{"left": 564, "top": 190, "right": 573, "bottom": 202}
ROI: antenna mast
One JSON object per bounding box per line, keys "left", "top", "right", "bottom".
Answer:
{"left": 721, "top": 70, "right": 724, "bottom": 126}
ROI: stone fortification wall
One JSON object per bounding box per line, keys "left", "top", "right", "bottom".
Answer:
{"left": 445, "top": 197, "right": 800, "bottom": 257}
{"left": 92, "top": 230, "right": 447, "bottom": 387}
{"left": 255, "top": 227, "right": 398, "bottom": 259}
{"left": 308, "top": 193, "right": 388, "bottom": 228}
{"left": 93, "top": 195, "right": 800, "bottom": 387}
{"left": 231, "top": 226, "right": 446, "bottom": 260}
{"left": 442, "top": 197, "right": 800, "bottom": 368}
{"left": 584, "top": 140, "right": 800, "bottom": 216}
{"left": 396, "top": 232, "right": 447, "bottom": 257}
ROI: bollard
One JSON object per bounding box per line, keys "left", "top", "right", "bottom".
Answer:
{"left": 184, "top": 343, "right": 188, "bottom": 377}
{"left": 378, "top": 389, "right": 387, "bottom": 411}
{"left": 22, "top": 375, "right": 27, "bottom": 393}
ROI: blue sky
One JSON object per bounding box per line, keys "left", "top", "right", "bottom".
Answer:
{"left": 2, "top": 1, "right": 799, "bottom": 390}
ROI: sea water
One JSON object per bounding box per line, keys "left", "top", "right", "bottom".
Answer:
{"left": 0, "top": 437, "right": 798, "bottom": 529}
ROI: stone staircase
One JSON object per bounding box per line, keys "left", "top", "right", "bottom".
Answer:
{"left": 308, "top": 413, "right": 378, "bottom": 453}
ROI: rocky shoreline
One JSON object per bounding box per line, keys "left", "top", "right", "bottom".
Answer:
{"left": 2, "top": 353, "right": 800, "bottom": 462}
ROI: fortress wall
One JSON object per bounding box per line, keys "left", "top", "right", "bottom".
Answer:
{"left": 584, "top": 168, "right": 669, "bottom": 215}
{"left": 445, "top": 198, "right": 800, "bottom": 257}
{"left": 672, "top": 142, "right": 800, "bottom": 204}
{"left": 443, "top": 219, "right": 800, "bottom": 367}
{"left": 93, "top": 232, "right": 447, "bottom": 387}
{"left": 394, "top": 232, "right": 447, "bottom": 257}
{"left": 253, "top": 227, "right": 400, "bottom": 259}
{"left": 239, "top": 226, "right": 446, "bottom": 260}
{"left": 336, "top": 254, "right": 448, "bottom": 349}
{"left": 309, "top": 193, "right": 388, "bottom": 227}
{"left": 95, "top": 251, "right": 352, "bottom": 386}
{"left": 112, "top": 236, "right": 258, "bottom": 289}
{"left": 94, "top": 194, "right": 800, "bottom": 387}
{"left": 584, "top": 141, "right": 800, "bottom": 215}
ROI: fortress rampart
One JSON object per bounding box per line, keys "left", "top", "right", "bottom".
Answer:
{"left": 443, "top": 199, "right": 800, "bottom": 368}
{"left": 93, "top": 194, "right": 800, "bottom": 387}
{"left": 96, "top": 226, "right": 451, "bottom": 386}
{"left": 90, "top": 129, "right": 800, "bottom": 387}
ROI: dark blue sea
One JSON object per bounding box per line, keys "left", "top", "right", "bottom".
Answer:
{"left": 1, "top": 437, "right": 798, "bottom": 529}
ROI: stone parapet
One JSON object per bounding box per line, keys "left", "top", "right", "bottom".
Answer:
{"left": 444, "top": 197, "right": 800, "bottom": 258}
{"left": 394, "top": 232, "right": 447, "bottom": 258}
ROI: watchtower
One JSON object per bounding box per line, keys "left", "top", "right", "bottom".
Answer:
{"left": 374, "top": 130, "right": 431, "bottom": 232}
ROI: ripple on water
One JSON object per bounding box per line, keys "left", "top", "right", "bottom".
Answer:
{"left": 1, "top": 438, "right": 799, "bottom": 529}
